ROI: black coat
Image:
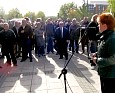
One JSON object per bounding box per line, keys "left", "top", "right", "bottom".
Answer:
{"left": 54, "top": 27, "right": 70, "bottom": 41}
{"left": 87, "top": 21, "right": 99, "bottom": 40}
{"left": 18, "top": 24, "right": 33, "bottom": 42}
{"left": 0, "top": 29, "right": 16, "bottom": 53}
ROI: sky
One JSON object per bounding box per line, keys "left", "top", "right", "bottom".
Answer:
{"left": 0, "top": 0, "right": 107, "bottom": 16}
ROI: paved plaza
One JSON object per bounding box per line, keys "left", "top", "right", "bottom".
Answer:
{"left": 0, "top": 50, "right": 101, "bottom": 93}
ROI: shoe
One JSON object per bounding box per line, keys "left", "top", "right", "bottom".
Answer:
{"left": 65, "top": 58, "right": 68, "bottom": 60}
{"left": 76, "top": 51, "right": 79, "bottom": 54}
{"left": 65, "top": 56, "right": 68, "bottom": 60}
{"left": 52, "top": 51, "right": 54, "bottom": 54}
{"left": 38, "top": 55, "right": 41, "bottom": 57}
{"left": 81, "top": 52, "right": 84, "bottom": 54}
{"left": 0, "top": 55, "right": 4, "bottom": 59}
{"left": 7, "top": 63, "right": 11, "bottom": 66}
{"left": 88, "top": 56, "right": 91, "bottom": 59}
{"left": 72, "top": 52, "right": 74, "bottom": 54}
{"left": 16, "top": 54, "right": 21, "bottom": 58}
{"left": 13, "top": 64, "right": 17, "bottom": 66}
{"left": 30, "top": 60, "right": 33, "bottom": 62}
{"left": 56, "top": 53, "right": 58, "bottom": 55}
{"left": 42, "top": 54, "right": 46, "bottom": 56}
{"left": 16, "top": 56, "right": 19, "bottom": 58}
{"left": 20, "top": 60, "right": 24, "bottom": 62}
{"left": 46, "top": 52, "right": 49, "bottom": 54}
{"left": 69, "top": 48, "right": 71, "bottom": 51}
{"left": 35, "top": 54, "right": 38, "bottom": 56}
{"left": 20, "top": 59, "right": 26, "bottom": 62}
{"left": 59, "top": 57, "right": 63, "bottom": 59}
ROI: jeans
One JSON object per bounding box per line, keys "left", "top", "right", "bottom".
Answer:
{"left": 89, "top": 40, "right": 97, "bottom": 53}
{"left": 47, "top": 37, "right": 54, "bottom": 53}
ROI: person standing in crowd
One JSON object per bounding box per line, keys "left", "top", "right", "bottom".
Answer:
{"left": 12, "top": 21, "right": 21, "bottom": 58}
{"left": 24, "top": 17, "right": 35, "bottom": 51}
{"left": 0, "top": 22, "right": 5, "bottom": 68}
{"left": 0, "top": 22, "right": 4, "bottom": 59}
{"left": 55, "top": 21, "right": 70, "bottom": 60}
{"left": 87, "top": 14, "right": 99, "bottom": 58}
{"left": 65, "top": 18, "right": 71, "bottom": 31}
{"left": 92, "top": 13, "right": 115, "bottom": 93}
{"left": 45, "top": 18, "right": 55, "bottom": 54}
{"left": 53, "top": 19, "right": 62, "bottom": 55}
{"left": 24, "top": 17, "right": 31, "bottom": 25}
{"left": 18, "top": 19, "right": 33, "bottom": 62}
{"left": 34, "top": 18, "right": 44, "bottom": 54}
{"left": 0, "top": 19, "right": 4, "bottom": 23}
{"left": 69, "top": 18, "right": 80, "bottom": 54}
{"left": 65, "top": 18, "right": 72, "bottom": 51}
{"left": 80, "top": 17, "right": 89, "bottom": 55}
{"left": 0, "top": 23, "right": 17, "bottom": 66}
{"left": 34, "top": 22, "right": 45, "bottom": 57}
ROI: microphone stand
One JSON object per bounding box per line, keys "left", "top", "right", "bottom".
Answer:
{"left": 58, "top": 26, "right": 96, "bottom": 93}
{"left": 58, "top": 52, "right": 74, "bottom": 93}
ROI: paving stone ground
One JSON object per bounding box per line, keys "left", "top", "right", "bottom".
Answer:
{"left": 0, "top": 50, "right": 101, "bottom": 93}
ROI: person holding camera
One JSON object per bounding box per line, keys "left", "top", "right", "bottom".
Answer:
{"left": 92, "top": 13, "right": 115, "bottom": 93}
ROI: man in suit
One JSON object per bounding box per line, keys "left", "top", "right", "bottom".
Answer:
{"left": 54, "top": 21, "right": 70, "bottom": 60}
{"left": 0, "top": 23, "right": 17, "bottom": 66}
{"left": 0, "top": 22, "right": 4, "bottom": 59}
{"left": 18, "top": 19, "right": 33, "bottom": 62}
{"left": 12, "top": 21, "right": 21, "bottom": 58}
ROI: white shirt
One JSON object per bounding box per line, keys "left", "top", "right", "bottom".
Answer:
{"left": 61, "top": 27, "right": 63, "bottom": 38}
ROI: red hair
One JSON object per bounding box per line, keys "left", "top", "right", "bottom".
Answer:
{"left": 98, "top": 13, "right": 115, "bottom": 30}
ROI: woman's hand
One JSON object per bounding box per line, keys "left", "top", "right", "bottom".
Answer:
{"left": 92, "top": 57, "right": 97, "bottom": 64}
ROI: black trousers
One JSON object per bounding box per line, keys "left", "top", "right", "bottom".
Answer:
{"left": 70, "top": 39, "right": 79, "bottom": 53}
{"left": 57, "top": 40, "right": 68, "bottom": 59}
{"left": 3, "top": 46, "right": 17, "bottom": 65}
{"left": 21, "top": 39, "right": 32, "bottom": 61}
{"left": 100, "top": 77, "right": 115, "bottom": 93}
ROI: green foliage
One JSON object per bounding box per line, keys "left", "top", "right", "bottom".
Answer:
{"left": 36, "top": 11, "right": 45, "bottom": 21}
{"left": 0, "top": 6, "right": 46, "bottom": 21}
{"left": 7, "top": 8, "right": 23, "bottom": 20}
{"left": 77, "top": 4, "right": 92, "bottom": 20}
{"left": 77, "top": 4, "right": 87, "bottom": 18}
{"left": 24, "top": 11, "right": 36, "bottom": 21}
{"left": 58, "top": 2, "right": 78, "bottom": 20}
{"left": 58, "top": 2, "right": 92, "bottom": 21}
{"left": 108, "top": 0, "right": 115, "bottom": 17}
{"left": 0, "top": 7, "right": 5, "bottom": 19}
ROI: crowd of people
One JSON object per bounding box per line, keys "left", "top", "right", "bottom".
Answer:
{"left": 0, "top": 14, "right": 99, "bottom": 66}
{"left": 0, "top": 12, "right": 115, "bottom": 93}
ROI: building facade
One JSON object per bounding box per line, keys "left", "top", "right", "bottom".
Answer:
{"left": 87, "top": 0, "right": 108, "bottom": 14}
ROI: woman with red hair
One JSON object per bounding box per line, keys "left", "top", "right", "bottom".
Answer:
{"left": 93, "top": 13, "right": 115, "bottom": 93}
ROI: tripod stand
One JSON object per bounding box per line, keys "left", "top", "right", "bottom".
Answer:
{"left": 58, "top": 53, "right": 74, "bottom": 93}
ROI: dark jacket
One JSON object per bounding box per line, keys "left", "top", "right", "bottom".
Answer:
{"left": 69, "top": 24, "right": 80, "bottom": 40}
{"left": 97, "top": 30, "right": 115, "bottom": 78}
{"left": 45, "top": 23, "right": 55, "bottom": 37}
{"left": 12, "top": 26, "right": 19, "bottom": 42}
{"left": 18, "top": 24, "right": 33, "bottom": 41}
{"left": 54, "top": 27, "right": 70, "bottom": 41}
{"left": 0, "top": 29, "right": 16, "bottom": 48}
{"left": 87, "top": 21, "right": 99, "bottom": 40}
{"left": 0, "top": 26, "right": 4, "bottom": 32}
